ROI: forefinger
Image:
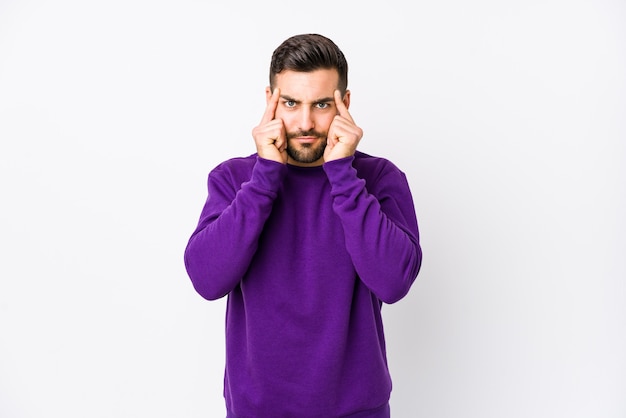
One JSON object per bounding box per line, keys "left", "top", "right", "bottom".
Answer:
{"left": 334, "top": 89, "right": 354, "bottom": 123}
{"left": 260, "top": 88, "right": 280, "bottom": 125}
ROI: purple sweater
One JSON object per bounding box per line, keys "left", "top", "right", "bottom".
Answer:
{"left": 184, "top": 151, "right": 422, "bottom": 417}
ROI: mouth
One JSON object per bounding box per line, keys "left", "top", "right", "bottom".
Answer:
{"left": 292, "top": 136, "right": 319, "bottom": 144}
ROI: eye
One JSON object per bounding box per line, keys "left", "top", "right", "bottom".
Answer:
{"left": 315, "top": 102, "right": 331, "bottom": 109}
{"left": 284, "top": 100, "right": 296, "bottom": 108}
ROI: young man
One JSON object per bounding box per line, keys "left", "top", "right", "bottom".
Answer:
{"left": 184, "top": 33, "right": 422, "bottom": 418}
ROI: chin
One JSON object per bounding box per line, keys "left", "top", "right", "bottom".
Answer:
{"left": 287, "top": 141, "right": 326, "bottom": 164}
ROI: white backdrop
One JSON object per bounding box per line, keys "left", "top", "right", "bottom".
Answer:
{"left": 1, "top": 1, "right": 624, "bottom": 417}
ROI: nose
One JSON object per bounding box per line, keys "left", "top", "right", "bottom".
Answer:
{"left": 297, "top": 107, "right": 315, "bottom": 132}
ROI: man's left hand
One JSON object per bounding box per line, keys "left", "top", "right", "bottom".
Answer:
{"left": 324, "top": 90, "right": 363, "bottom": 163}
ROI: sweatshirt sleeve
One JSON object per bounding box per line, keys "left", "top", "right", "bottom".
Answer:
{"left": 184, "top": 157, "right": 287, "bottom": 300}
{"left": 323, "top": 156, "right": 422, "bottom": 304}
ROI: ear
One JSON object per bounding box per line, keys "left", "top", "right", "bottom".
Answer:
{"left": 265, "top": 86, "right": 273, "bottom": 104}
{"left": 343, "top": 89, "right": 351, "bottom": 109}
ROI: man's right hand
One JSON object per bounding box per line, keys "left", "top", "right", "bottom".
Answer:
{"left": 252, "top": 88, "right": 287, "bottom": 164}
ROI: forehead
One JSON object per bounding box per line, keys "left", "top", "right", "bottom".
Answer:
{"left": 274, "top": 69, "right": 339, "bottom": 101}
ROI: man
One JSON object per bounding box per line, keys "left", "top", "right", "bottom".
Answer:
{"left": 184, "top": 33, "right": 422, "bottom": 418}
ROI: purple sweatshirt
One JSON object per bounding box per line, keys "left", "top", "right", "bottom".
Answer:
{"left": 184, "top": 151, "right": 421, "bottom": 417}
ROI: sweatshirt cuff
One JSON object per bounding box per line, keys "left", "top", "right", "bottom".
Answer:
{"left": 323, "top": 156, "right": 356, "bottom": 184}
{"left": 251, "top": 156, "right": 287, "bottom": 192}
{"left": 323, "top": 156, "right": 366, "bottom": 197}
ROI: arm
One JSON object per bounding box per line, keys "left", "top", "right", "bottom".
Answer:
{"left": 323, "top": 156, "right": 422, "bottom": 304}
{"left": 184, "top": 158, "right": 286, "bottom": 300}
{"left": 185, "top": 88, "right": 289, "bottom": 300}
{"left": 323, "top": 91, "right": 421, "bottom": 303}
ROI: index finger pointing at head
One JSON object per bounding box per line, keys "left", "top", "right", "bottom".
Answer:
{"left": 260, "top": 87, "right": 280, "bottom": 124}
{"left": 334, "top": 90, "right": 354, "bottom": 123}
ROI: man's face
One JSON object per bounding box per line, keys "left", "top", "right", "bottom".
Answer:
{"left": 268, "top": 69, "right": 349, "bottom": 166}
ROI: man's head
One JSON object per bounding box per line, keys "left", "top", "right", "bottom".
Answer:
{"left": 267, "top": 34, "right": 350, "bottom": 166}
{"left": 269, "top": 34, "right": 348, "bottom": 95}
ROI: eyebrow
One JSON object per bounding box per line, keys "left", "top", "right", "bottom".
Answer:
{"left": 280, "top": 94, "right": 334, "bottom": 104}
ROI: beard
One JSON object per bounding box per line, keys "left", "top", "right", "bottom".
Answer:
{"left": 286, "top": 130, "right": 327, "bottom": 164}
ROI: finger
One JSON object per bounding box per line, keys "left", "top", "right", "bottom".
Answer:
{"left": 334, "top": 90, "right": 354, "bottom": 123}
{"left": 260, "top": 88, "right": 280, "bottom": 125}
{"left": 276, "top": 137, "right": 287, "bottom": 153}
{"left": 274, "top": 126, "right": 287, "bottom": 151}
{"left": 326, "top": 118, "right": 338, "bottom": 145}
{"left": 328, "top": 115, "right": 350, "bottom": 142}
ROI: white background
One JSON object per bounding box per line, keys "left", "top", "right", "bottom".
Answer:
{"left": 1, "top": 0, "right": 624, "bottom": 417}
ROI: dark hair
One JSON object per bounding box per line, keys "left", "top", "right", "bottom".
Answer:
{"left": 269, "top": 34, "right": 348, "bottom": 94}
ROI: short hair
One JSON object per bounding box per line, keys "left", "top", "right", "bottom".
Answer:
{"left": 269, "top": 34, "right": 348, "bottom": 94}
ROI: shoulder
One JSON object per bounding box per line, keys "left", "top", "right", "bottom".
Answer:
{"left": 213, "top": 153, "right": 257, "bottom": 172}
{"left": 352, "top": 150, "right": 405, "bottom": 179}
{"left": 207, "top": 153, "right": 257, "bottom": 185}
{"left": 352, "top": 151, "right": 414, "bottom": 202}
{"left": 210, "top": 153, "right": 256, "bottom": 176}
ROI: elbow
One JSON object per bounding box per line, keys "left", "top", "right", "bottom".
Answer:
{"left": 185, "top": 261, "right": 232, "bottom": 301}
{"left": 377, "top": 276, "right": 413, "bottom": 304}
{"left": 190, "top": 275, "right": 230, "bottom": 301}
{"left": 184, "top": 248, "right": 232, "bottom": 301}
{"left": 378, "top": 288, "right": 409, "bottom": 305}
{"left": 377, "top": 244, "right": 422, "bottom": 304}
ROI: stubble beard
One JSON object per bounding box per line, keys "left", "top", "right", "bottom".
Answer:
{"left": 286, "top": 131, "right": 328, "bottom": 164}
